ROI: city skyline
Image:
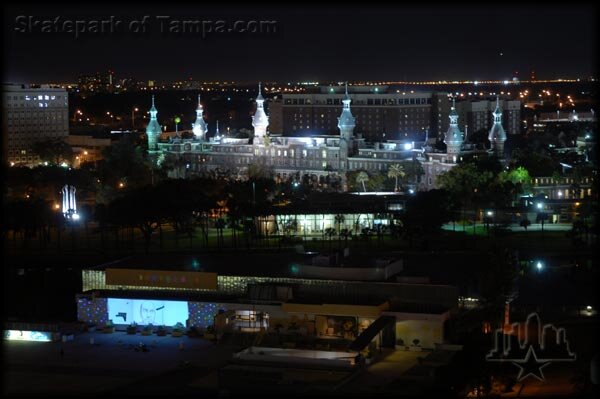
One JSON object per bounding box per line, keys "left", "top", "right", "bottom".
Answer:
{"left": 3, "top": 4, "right": 597, "bottom": 83}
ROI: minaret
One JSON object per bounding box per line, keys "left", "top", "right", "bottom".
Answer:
{"left": 337, "top": 82, "right": 356, "bottom": 142}
{"left": 145, "top": 95, "right": 161, "bottom": 151}
{"left": 192, "top": 94, "right": 207, "bottom": 141}
{"left": 215, "top": 120, "right": 220, "bottom": 138}
{"left": 337, "top": 82, "right": 356, "bottom": 177}
{"left": 488, "top": 96, "right": 507, "bottom": 157}
{"left": 444, "top": 97, "right": 463, "bottom": 157}
{"left": 252, "top": 82, "right": 269, "bottom": 143}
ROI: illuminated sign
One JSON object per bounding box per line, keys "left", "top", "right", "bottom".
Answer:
{"left": 4, "top": 330, "right": 52, "bottom": 342}
{"left": 106, "top": 268, "right": 217, "bottom": 290}
{"left": 107, "top": 298, "right": 189, "bottom": 326}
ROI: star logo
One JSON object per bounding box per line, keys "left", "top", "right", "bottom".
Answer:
{"left": 512, "top": 346, "right": 551, "bottom": 381}
{"left": 486, "top": 313, "right": 576, "bottom": 383}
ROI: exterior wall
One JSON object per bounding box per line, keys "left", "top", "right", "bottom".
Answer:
{"left": 81, "top": 270, "right": 459, "bottom": 309}
{"left": 3, "top": 84, "right": 69, "bottom": 165}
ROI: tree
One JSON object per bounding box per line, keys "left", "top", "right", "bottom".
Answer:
{"left": 437, "top": 162, "right": 492, "bottom": 231}
{"left": 400, "top": 189, "right": 455, "bottom": 249}
{"left": 334, "top": 214, "right": 345, "bottom": 234}
{"left": 356, "top": 171, "right": 369, "bottom": 192}
{"left": 96, "top": 135, "right": 153, "bottom": 200}
{"left": 400, "top": 159, "right": 425, "bottom": 187}
{"left": 387, "top": 164, "right": 406, "bottom": 192}
{"left": 31, "top": 138, "right": 74, "bottom": 165}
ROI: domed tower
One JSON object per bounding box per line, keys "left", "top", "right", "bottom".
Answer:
{"left": 488, "top": 96, "right": 507, "bottom": 157}
{"left": 337, "top": 82, "right": 356, "bottom": 165}
{"left": 337, "top": 82, "right": 356, "bottom": 142}
{"left": 145, "top": 95, "right": 161, "bottom": 151}
{"left": 444, "top": 97, "right": 464, "bottom": 157}
{"left": 252, "top": 83, "right": 269, "bottom": 143}
{"left": 192, "top": 94, "right": 207, "bottom": 141}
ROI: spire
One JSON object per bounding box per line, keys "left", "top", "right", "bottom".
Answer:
{"left": 216, "top": 120, "right": 220, "bottom": 136}
{"left": 192, "top": 93, "right": 207, "bottom": 140}
{"left": 146, "top": 95, "right": 161, "bottom": 151}
{"left": 488, "top": 96, "right": 507, "bottom": 157}
{"left": 338, "top": 82, "right": 355, "bottom": 140}
{"left": 252, "top": 82, "right": 269, "bottom": 142}
{"left": 256, "top": 82, "right": 264, "bottom": 102}
{"left": 444, "top": 96, "right": 463, "bottom": 154}
{"left": 449, "top": 97, "right": 458, "bottom": 125}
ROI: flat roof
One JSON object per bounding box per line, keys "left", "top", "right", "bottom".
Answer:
{"left": 92, "top": 253, "right": 401, "bottom": 276}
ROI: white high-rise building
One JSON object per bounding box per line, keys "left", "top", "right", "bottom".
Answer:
{"left": 2, "top": 84, "right": 69, "bottom": 166}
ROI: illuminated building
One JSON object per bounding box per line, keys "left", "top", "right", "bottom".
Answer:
{"left": 2, "top": 84, "right": 69, "bottom": 166}
{"left": 150, "top": 84, "right": 423, "bottom": 188}
{"left": 268, "top": 85, "right": 451, "bottom": 141}
{"left": 78, "top": 254, "right": 457, "bottom": 350}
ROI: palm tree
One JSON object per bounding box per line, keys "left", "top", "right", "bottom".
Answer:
{"left": 356, "top": 171, "right": 369, "bottom": 192}
{"left": 387, "top": 164, "right": 406, "bottom": 192}
{"left": 334, "top": 214, "right": 345, "bottom": 234}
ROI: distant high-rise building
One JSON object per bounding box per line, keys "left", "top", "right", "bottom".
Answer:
{"left": 268, "top": 85, "right": 450, "bottom": 142}
{"left": 2, "top": 84, "right": 69, "bottom": 166}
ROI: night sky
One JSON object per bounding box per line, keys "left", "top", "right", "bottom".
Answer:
{"left": 3, "top": 3, "right": 597, "bottom": 83}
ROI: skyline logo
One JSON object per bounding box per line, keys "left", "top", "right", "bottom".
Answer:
{"left": 486, "top": 313, "right": 576, "bottom": 381}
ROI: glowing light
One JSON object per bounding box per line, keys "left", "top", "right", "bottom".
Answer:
{"left": 72, "top": 213, "right": 80, "bottom": 221}
{"left": 486, "top": 211, "right": 493, "bottom": 216}
{"left": 403, "top": 143, "right": 413, "bottom": 150}
{"left": 60, "top": 162, "right": 68, "bottom": 168}
{"left": 536, "top": 261, "right": 543, "bottom": 271}
{"left": 4, "top": 330, "right": 52, "bottom": 342}
{"left": 536, "top": 203, "right": 543, "bottom": 210}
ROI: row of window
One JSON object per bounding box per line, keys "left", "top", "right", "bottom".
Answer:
{"left": 6, "top": 95, "right": 63, "bottom": 101}
{"left": 283, "top": 98, "right": 432, "bottom": 106}
{"left": 534, "top": 177, "right": 592, "bottom": 185}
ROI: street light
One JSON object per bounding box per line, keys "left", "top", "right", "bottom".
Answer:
{"left": 536, "top": 202, "right": 547, "bottom": 235}
{"left": 535, "top": 261, "right": 544, "bottom": 271}
{"left": 132, "top": 107, "right": 139, "bottom": 128}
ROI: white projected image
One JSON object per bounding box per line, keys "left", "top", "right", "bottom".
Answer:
{"left": 107, "top": 298, "right": 189, "bottom": 326}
